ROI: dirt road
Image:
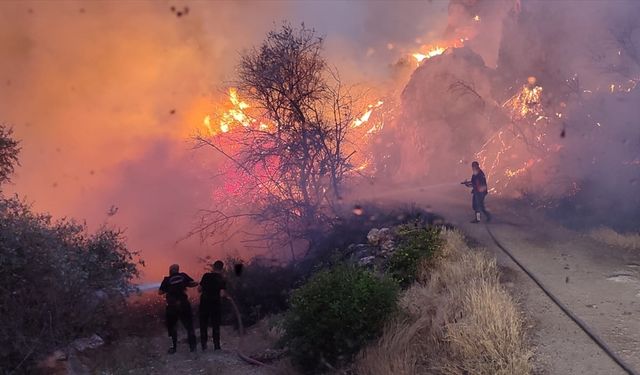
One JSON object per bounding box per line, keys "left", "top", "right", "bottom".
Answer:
{"left": 88, "top": 323, "right": 285, "bottom": 375}
{"left": 370, "top": 183, "right": 640, "bottom": 374}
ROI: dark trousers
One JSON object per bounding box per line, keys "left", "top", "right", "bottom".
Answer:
{"left": 472, "top": 192, "right": 491, "bottom": 219}
{"left": 166, "top": 300, "right": 196, "bottom": 350}
{"left": 199, "top": 302, "right": 222, "bottom": 349}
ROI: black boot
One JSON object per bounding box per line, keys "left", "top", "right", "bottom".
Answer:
{"left": 213, "top": 327, "right": 221, "bottom": 350}
{"left": 168, "top": 336, "right": 177, "bottom": 354}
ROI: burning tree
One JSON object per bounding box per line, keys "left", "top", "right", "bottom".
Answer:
{"left": 195, "top": 24, "right": 360, "bottom": 258}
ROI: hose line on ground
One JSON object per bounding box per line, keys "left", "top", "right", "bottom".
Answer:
{"left": 485, "top": 225, "right": 638, "bottom": 375}
{"left": 227, "top": 296, "right": 278, "bottom": 371}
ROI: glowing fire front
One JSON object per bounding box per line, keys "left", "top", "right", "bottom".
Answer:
{"left": 201, "top": 88, "right": 388, "bottom": 187}
{"left": 412, "top": 47, "right": 446, "bottom": 63}
{"left": 203, "top": 88, "right": 256, "bottom": 136}
{"left": 476, "top": 76, "right": 557, "bottom": 195}
{"left": 411, "top": 37, "right": 467, "bottom": 65}
{"left": 503, "top": 76, "right": 544, "bottom": 121}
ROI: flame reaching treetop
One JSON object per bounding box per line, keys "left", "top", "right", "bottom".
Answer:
{"left": 195, "top": 23, "right": 384, "bottom": 256}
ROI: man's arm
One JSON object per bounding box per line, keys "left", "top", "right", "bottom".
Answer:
{"left": 183, "top": 273, "right": 199, "bottom": 288}
{"left": 220, "top": 278, "right": 230, "bottom": 299}
{"left": 198, "top": 274, "right": 207, "bottom": 293}
{"left": 477, "top": 175, "right": 488, "bottom": 193}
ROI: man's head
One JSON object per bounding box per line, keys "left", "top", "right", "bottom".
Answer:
{"left": 471, "top": 161, "right": 480, "bottom": 175}
{"left": 212, "top": 260, "right": 224, "bottom": 272}
{"left": 169, "top": 264, "right": 180, "bottom": 276}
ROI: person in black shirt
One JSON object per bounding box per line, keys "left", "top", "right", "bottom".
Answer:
{"left": 463, "top": 161, "right": 492, "bottom": 223}
{"left": 158, "top": 264, "right": 198, "bottom": 353}
{"left": 199, "top": 260, "right": 229, "bottom": 351}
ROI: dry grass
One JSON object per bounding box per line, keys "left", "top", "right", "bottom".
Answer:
{"left": 356, "top": 229, "right": 532, "bottom": 375}
{"left": 589, "top": 227, "right": 640, "bottom": 250}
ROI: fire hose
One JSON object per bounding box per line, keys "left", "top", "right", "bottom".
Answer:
{"left": 227, "top": 295, "right": 279, "bottom": 371}
{"left": 484, "top": 224, "right": 639, "bottom": 375}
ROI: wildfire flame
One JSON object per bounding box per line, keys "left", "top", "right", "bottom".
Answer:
{"left": 503, "top": 76, "right": 544, "bottom": 121}
{"left": 353, "top": 101, "right": 384, "bottom": 128}
{"left": 203, "top": 88, "right": 256, "bottom": 136}
{"left": 412, "top": 47, "right": 446, "bottom": 63}
{"left": 202, "top": 88, "right": 388, "bottom": 177}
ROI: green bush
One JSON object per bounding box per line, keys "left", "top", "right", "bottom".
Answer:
{"left": 282, "top": 265, "right": 398, "bottom": 372}
{"left": 0, "top": 197, "right": 142, "bottom": 372}
{"left": 388, "top": 226, "right": 443, "bottom": 286}
{"left": 0, "top": 125, "right": 143, "bottom": 371}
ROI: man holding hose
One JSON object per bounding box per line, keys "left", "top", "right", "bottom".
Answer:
{"left": 462, "top": 161, "right": 492, "bottom": 223}
{"left": 199, "top": 260, "right": 229, "bottom": 351}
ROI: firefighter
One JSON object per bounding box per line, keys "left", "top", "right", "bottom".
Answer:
{"left": 462, "top": 161, "right": 492, "bottom": 223}
{"left": 158, "top": 264, "right": 198, "bottom": 353}
{"left": 199, "top": 260, "right": 229, "bottom": 351}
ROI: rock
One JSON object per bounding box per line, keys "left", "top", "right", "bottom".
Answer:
{"left": 358, "top": 256, "right": 376, "bottom": 267}
{"left": 37, "top": 350, "right": 70, "bottom": 374}
{"left": 72, "top": 334, "right": 104, "bottom": 352}
{"left": 352, "top": 243, "right": 375, "bottom": 258}
{"left": 367, "top": 228, "right": 381, "bottom": 245}
{"left": 378, "top": 227, "right": 392, "bottom": 240}
{"left": 381, "top": 240, "right": 396, "bottom": 253}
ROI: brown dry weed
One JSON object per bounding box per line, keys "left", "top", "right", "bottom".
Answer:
{"left": 589, "top": 227, "right": 640, "bottom": 250}
{"left": 356, "top": 229, "right": 532, "bottom": 375}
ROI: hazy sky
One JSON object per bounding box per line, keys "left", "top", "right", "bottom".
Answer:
{"left": 0, "top": 0, "right": 448, "bottom": 279}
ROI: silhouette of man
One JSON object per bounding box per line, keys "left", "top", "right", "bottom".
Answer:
{"left": 199, "top": 260, "right": 229, "bottom": 351}
{"left": 159, "top": 264, "right": 198, "bottom": 353}
{"left": 464, "top": 161, "right": 492, "bottom": 223}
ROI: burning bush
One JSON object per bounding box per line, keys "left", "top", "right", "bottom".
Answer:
{"left": 282, "top": 265, "right": 398, "bottom": 372}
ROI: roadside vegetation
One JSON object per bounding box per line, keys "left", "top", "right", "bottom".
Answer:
{"left": 283, "top": 266, "right": 398, "bottom": 371}
{"left": 356, "top": 229, "right": 533, "bottom": 375}
{"left": 589, "top": 226, "right": 640, "bottom": 250}
{"left": 0, "top": 125, "right": 144, "bottom": 373}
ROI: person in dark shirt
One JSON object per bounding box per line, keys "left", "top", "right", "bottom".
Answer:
{"left": 199, "top": 260, "right": 229, "bottom": 351}
{"left": 158, "top": 264, "right": 198, "bottom": 353}
{"left": 463, "top": 161, "right": 492, "bottom": 223}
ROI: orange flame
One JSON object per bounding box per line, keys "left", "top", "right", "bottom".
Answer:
{"left": 202, "top": 88, "right": 256, "bottom": 136}
{"left": 412, "top": 47, "right": 446, "bottom": 63}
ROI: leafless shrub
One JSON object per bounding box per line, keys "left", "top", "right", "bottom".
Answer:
{"left": 193, "top": 23, "right": 361, "bottom": 257}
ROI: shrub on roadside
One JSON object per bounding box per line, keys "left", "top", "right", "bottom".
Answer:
{"left": 282, "top": 265, "right": 398, "bottom": 372}
{"left": 0, "top": 197, "right": 142, "bottom": 372}
{"left": 357, "top": 229, "right": 532, "bottom": 375}
{"left": 299, "top": 204, "right": 443, "bottom": 275}
{"left": 388, "top": 225, "right": 443, "bottom": 286}
{"left": 589, "top": 226, "right": 640, "bottom": 250}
